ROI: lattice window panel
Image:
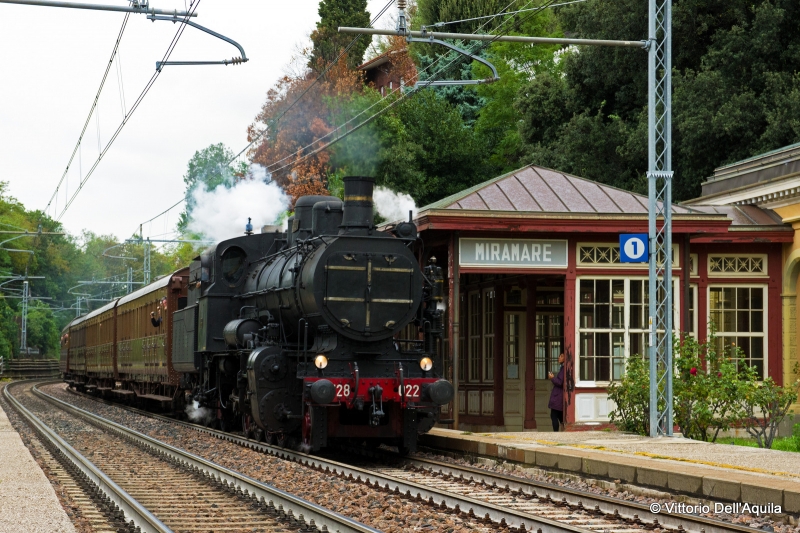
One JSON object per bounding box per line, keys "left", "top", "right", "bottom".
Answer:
{"left": 578, "top": 244, "right": 678, "bottom": 267}
{"left": 708, "top": 255, "right": 766, "bottom": 276}
{"left": 579, "top": 245, "right": 620, "bottom": 265}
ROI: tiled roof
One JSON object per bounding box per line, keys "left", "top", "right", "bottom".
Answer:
{"left": 419, "top": 165, "right": 787, "bottom": 228}
{"left": 422, "top": 165, "right": 695, "bottom": 214}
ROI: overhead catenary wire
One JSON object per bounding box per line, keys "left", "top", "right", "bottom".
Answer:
{"left": 267, "top": 0, "right": 556, "bottom": 180}
{"left": 430, "top": 0, "right": 587, "bottom": 27}
{"left": 228, "top": 0, "right": 396, "bottom": 166}
{"left": 42, "top": 13, "right": 131, "bottom": 219}
{"left": 48, "top": 0, "right": 202, "bottom": 222}
{"left": 132, "top": 0, "right": 397, "bottom": 237}
{"left": 259, "top": 0, "right": 534, "bottom": 176}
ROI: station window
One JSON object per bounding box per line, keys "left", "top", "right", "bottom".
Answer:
{"left": 458, "top": 292, "right": 466, "bottom": 383}
{"left": 482, "top": 289, "right": 495, "bottom": 382}
{"left": 577, "top": 277, "right": 679, "bottom": 384}
{"left": 709, "top": 286, "right": 766, "bottom": 378}
{"left": 505, "top": 313, "right": 522, "bottom": 379}
{"left": 468, "top": 292, "right": 481, "bottom": 382}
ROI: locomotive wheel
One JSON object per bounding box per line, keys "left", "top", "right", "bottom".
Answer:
{"left": 277, "top": 433, "right": 288, "bottom": 448}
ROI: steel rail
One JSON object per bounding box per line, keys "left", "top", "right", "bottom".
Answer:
{"left": 3, "top": 382, "right": 171, "bottom": 533}
{"left": 403, "top": 456, "right": 754, "bottom": 533}
{"left": 34, "top": 384, "right": 378, "bottom": 533}
{"left": 62, "top": 386, "right": 752, "bottom": 533}
{"left": 58, "top": 387, "right": 598, "bottom": 533}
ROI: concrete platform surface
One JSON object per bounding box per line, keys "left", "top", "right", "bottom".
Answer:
{"left": 421, "top": 428, "right": 800, "bottom": 514}
{"left": 0, "top": 398, "right": 76, "bottom": 532}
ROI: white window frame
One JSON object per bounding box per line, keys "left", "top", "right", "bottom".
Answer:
{"left": 575, "top": 276, "right": 681, "bottom": 387}
{"left": 482, "top": 287, "right": 496, "bottom": 383}
{"left": 467, "top": 291, "right": 481, "bottom": 383}
{"left": 706, "top": 284, "right": 768, "bottom": 379}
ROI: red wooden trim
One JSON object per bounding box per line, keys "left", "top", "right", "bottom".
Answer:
{"left": 564, "top": 236, "right": 578, "bottom": 425}
{"left": 697, "top": 247, "right": 709, "bottom": 345}
{"left": 690, "top": 232, "right": 793, "bottom": 243}
{"left": 460, "top": 267, "right": 569, "bottom": 276}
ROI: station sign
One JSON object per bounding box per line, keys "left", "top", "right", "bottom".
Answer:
{"left": 619, "top": 234, "right": 649, "bottom": 263}
{"left": 459, "top": 238, "right": 568, "bottom": 268}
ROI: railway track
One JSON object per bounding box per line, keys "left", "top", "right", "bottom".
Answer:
{"left": 54, "top": 382, "right": 754, "bottom": 533}
{"left": 6, "top": 381, "right": 380, "bottom": 533}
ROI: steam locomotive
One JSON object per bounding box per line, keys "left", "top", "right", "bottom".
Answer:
{"left": 61, "top": 177, "right": 453, "bottom": 452}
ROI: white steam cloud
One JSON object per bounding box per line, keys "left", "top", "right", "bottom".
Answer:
{"left": 185, "top": 400, "right": 215, "bottom": 425}
{"left": 373, "top": 186, "right": 417, "bottom": 223}
{"left": 187, "top": 175, "right": 289, "bottom": 242}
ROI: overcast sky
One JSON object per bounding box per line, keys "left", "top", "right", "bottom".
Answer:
{"left": 0, "top": 0, "right": 392, "bottom": 242}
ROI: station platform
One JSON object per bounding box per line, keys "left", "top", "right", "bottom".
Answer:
{"left": 0, "top": 398, "right": 76, "bottom": 532}
{"left": 420, "top": 428, "right": 800, "bottom": 514}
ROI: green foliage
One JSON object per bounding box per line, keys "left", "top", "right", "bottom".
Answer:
{"left": 673, "top": 334, "right": 748, "bottom": 442}
{"left": 416, "top": 0, "right": 512, "bottom": 33}
{"left": 609, "top": 332, "right": 799, "bottom": 449}
{"left": 516, "top": 0, "right": 800, "bottom": 201}
{"left": 309, "top": 0, "right": 370, "bottom": 71}
{"left": 607, "top": 355, "right": 652, "bottom": 435}
{"left": 178, "top": 143, "right": 239, "bottom": 232}
{"left": 373, "top": 90, "right": 488, "bottom": 207}
{"left": 25, "top": 301, "right": 60, "bottom": 357}
{"left": 740, "top": 375, "right": 799, "bottom": 449}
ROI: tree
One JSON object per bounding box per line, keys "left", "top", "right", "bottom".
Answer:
{"left": 515, "top": 0, "right": 800, "bottom": 201}
{"left": 178, "top": 143, "right": 246, "bottom": 232}
{"left": 309, "top": 0, "right": 371, "bottom": 72}
{"left": 416, "top": 0, "right": 513, "bottom": 34}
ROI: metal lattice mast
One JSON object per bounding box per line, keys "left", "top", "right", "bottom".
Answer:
{"left": 20, "top": 280, "right": 29, "bottom": 353}
{"left": 143, "top": 238, "right": 151, "bottom": 286}
{"left": 648, "top": 0, "right": 673, "bottom": 437}
{"left": 127, "top": 266, "right": 133, "bottom": 294}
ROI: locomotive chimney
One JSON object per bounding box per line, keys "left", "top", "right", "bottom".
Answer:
{"left": 339, "top": 176, "right": 375, "bottom": 235}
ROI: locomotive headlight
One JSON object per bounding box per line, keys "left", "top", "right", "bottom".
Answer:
{"left": 314, "top": 355, "right": 329, "bottom": 369}
{"left": 420, "top": 357, "right": 433, "bottom": 372}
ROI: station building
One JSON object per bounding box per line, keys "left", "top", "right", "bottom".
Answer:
{"left": 413, "top": 144, "right": 800, "bottom": 431}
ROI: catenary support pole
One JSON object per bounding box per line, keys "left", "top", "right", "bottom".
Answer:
{"left": 20, "top": 280, "right": 28, "bottom": 353}
{"left": 647, "top": 0, "right": 674, "bottom": 437}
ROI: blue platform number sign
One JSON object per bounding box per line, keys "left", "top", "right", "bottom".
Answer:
{"left": 619, "top": 234, "right": 649, "bottom": 263}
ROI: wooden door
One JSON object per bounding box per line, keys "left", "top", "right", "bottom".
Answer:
{"left": 534, "top": 313, "right": 564, "bottom": 430}
{"left": 502, "top": 311, "right": 526, "bottom": 430}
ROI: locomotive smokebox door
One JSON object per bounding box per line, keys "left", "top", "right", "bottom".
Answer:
{"left": 321, "top": 251, "right": 420, "bottom": 341}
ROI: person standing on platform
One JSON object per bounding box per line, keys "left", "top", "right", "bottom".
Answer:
{"left": 547, "top": 353, "right": 566, "bottom": 431}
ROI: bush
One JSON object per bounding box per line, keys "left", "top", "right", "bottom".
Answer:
{"left": 608, "top": 333, "right": 798, "bottom": 447}
{"left": 673, "top": 335, "right": 747, "bottom": 442}
{"left": 740, "top": 377, "right": 798, "bottom": 449}
{"left": 608, "top": 355, "right": 651, "bottom": 435}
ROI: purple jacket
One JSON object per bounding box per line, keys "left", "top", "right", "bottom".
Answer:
{"left": 548, "top": 365, "right": 565, "bottom": 411}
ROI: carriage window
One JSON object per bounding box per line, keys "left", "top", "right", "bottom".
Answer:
{"left": 221, "top": 246, "right": 247, "bottom": 284}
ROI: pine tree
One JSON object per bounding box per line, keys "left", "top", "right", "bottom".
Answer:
{"left": 309, "top": 0, "right": 371, "bottom": 72}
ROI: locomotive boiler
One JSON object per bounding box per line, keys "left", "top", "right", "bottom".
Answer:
{"left": 170, "top": 176, "right": 453, "bottom": 451}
